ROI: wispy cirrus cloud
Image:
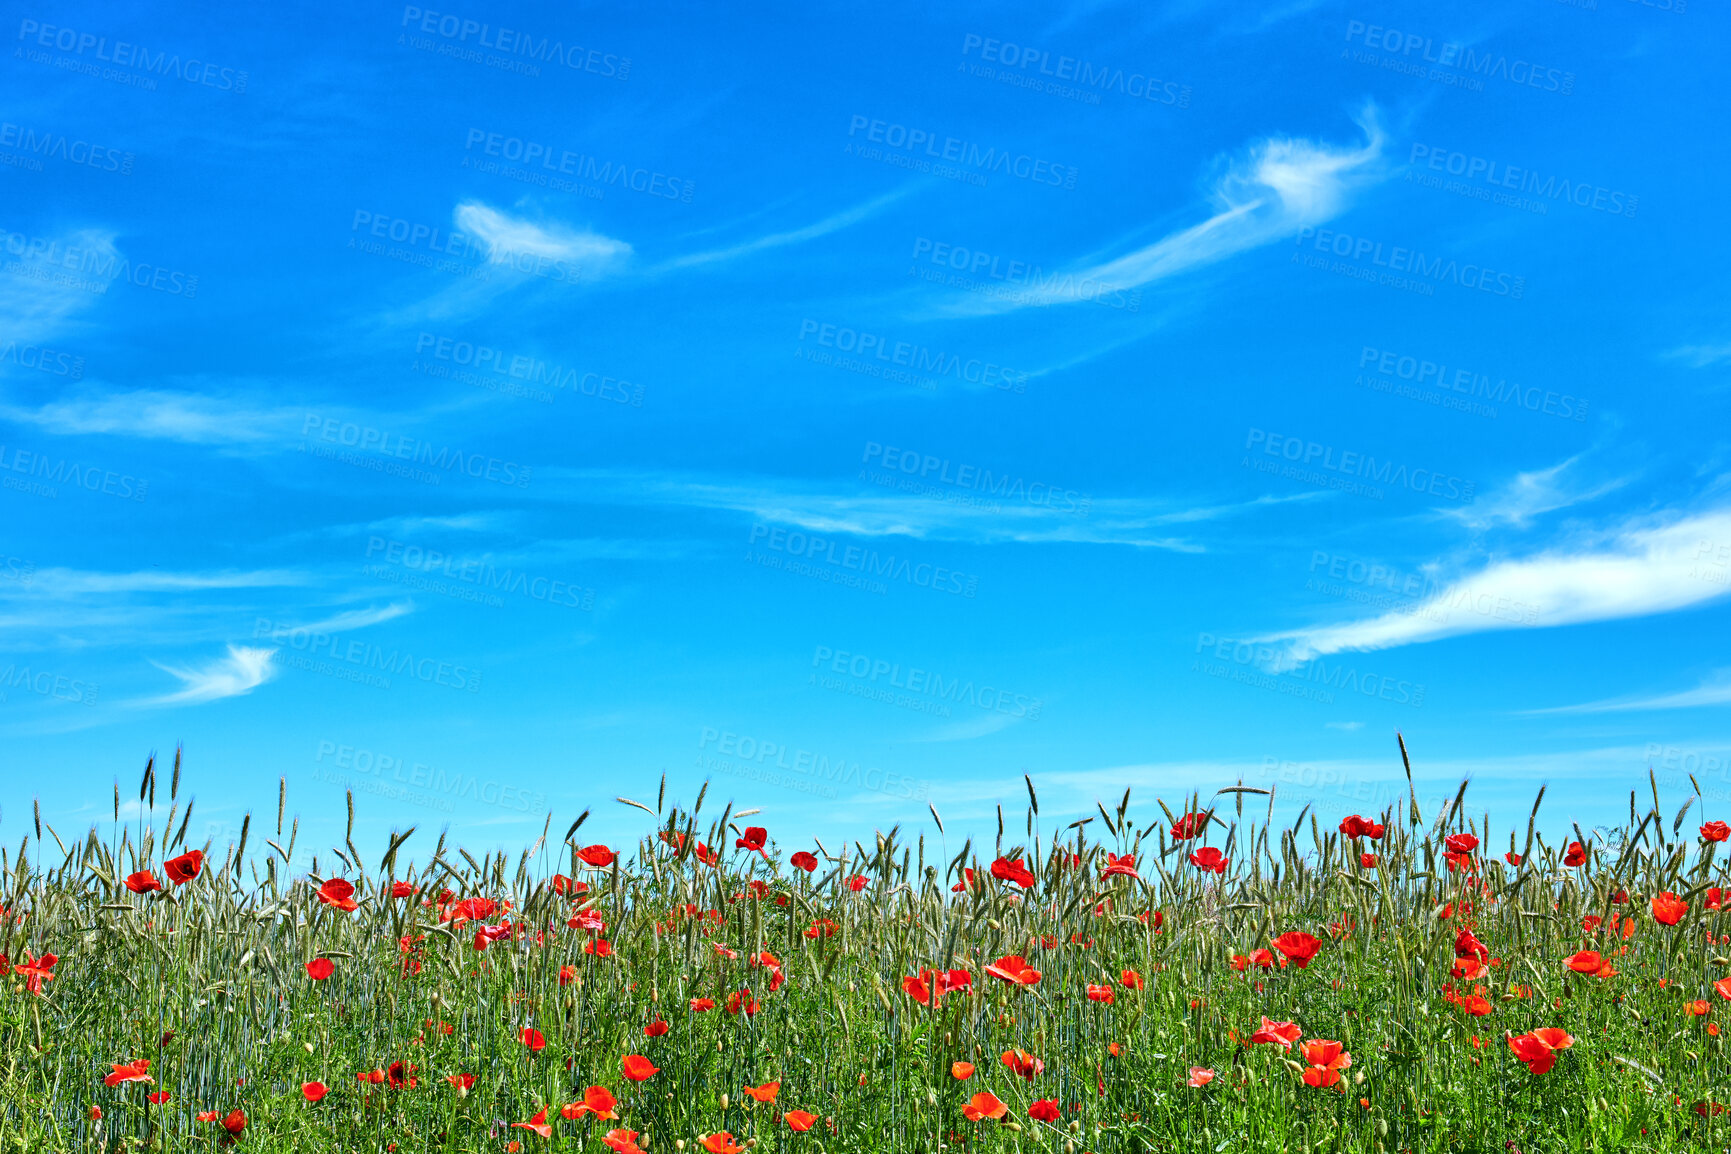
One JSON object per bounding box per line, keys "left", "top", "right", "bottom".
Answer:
{"left": 1261, "top": 506, "right": 1731, "bottom": 664}
{"left": 137, "top": 644, "right": 278, "bottom": 707}
{"left": 1520, "top": 672, "right": 1731, "bottom": 715}
{"left": 939, "top": 105, "right": 1385, "bottom": 316}
{"left": 535, "top": 467, "right": 1314, "bottom": 551}
{"left": 1443, "top": 454, "right": 1630, "bottom": 531}
{"left": 453, "top": 200, "right": 632, "bottom": 273}
{"left": 656, "top": 189, "right": 910, "bottom": 271}
{"left": 0, "top": 388, "right": 307, "bottom": 446}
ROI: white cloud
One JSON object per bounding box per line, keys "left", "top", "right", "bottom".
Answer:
{"left": 1261, "top": 507, "right": 1731, "bottom": 663}
{"left": 280, "top": 602, "right": 414, "bottom": 634}
{"left": 1444, "top": 454, "right": 1628, "bottom": 531}
{"left": 1520, "top": 671, "right": 1731, "bottom": 715}
{"left": 0, "top": 228, "right": 117, "bottom": 341}
{"left": 534, "top": 467, "right": 1304, "bottom": 551}
{"left": 0, "top": 388, "right": 304, "bottom": 446}
{"left": 1665, "top": 343, "right": 1731, "bottom": 369}
{"left": 140, "top": 644, "right": 278, "bottom": 707}
{"left": 942, "top": 106, "right": 1385, "bottom": 315}
{"left": 453, "top": 201, "right": 632, "bottom": 272}
{"left": 4, "top": 567, "right": 308, "bottom": 598}
{"left": 659, "top": 190, "right": 909, "bottom": 270}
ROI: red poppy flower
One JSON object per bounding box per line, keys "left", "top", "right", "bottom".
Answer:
{"left": 513, "top": 1108, "right": 553, "bottom": 1139}
{"left": 951, "top": 1061, "right": 975, "bottom": 1080}
{"left": 164, "top": 851, "right": 203, "bottom": 886}
{"left": 602, "top": 1130, "right": 645, "bottom": 1154}
{"left": 643, "top": 1019, "right": 669, "bottom": 1037}
{"left": 1188, "top": 1067, "right": 1216, "bottom": 1087}
{"left": 735, "top": 827, "right": 769, "bottom": 854}
{"left": 1687, "top": 1000, "right": 1710, "bottom": 1016}
{"left": 784, "top": 1110, "right": 819, "bottom": 1132}
{"left": 195, "top": 1111, "right": 218, "bottom": 1123}
{"left": 701, "top": 1133, "right": 744, "bottom": 1154}
{"left": 148, "top": 1091, "right": 171, "bottom": 1105}
{"left": 577, "top": 845, "right": 616, "bottom": 868}
{"left": 622, "top": 1054, "right": 658, "bottom": 1081}
{"left": 1001, "top": 1048, "right": 1044, "bottom": 1079}
{"left": 901, "top": 974, "right": 933, "bottom": 1005}
{"left": 1714, "top": 977, "right": 1731, "bottom": 1001}
{"left": 317, "top": 878, "right": 358, "bottom": 911}
{"left": 1652, "top": 891, "right": 1689, "bottom": 926}
{"left": 88, "top": 1106, "right": 101, "bottom": 1121}
{"left": 990, "top": 856, "right": 1036, "bottom": 888}
{"left": 790, "top": 851, "right": 818, "bottom": 872}
{"left": 563, "top": 1085, "right": 618, "bottom": 1120}
{"left": 302, "top": 1081, "right": 328, "bottom": 1103}
{"left": 1505, "top": 851, "right": 1523, "bottom": 865}
{"left": 1085, "top": 984, "right": 1115, "bottom": 1004}
{"left": 1188, "top": 847, "right": 1227, "bottom": 874}
{"left": 585, "top": 939, "right": 613, "bottom": 958}
{"left": 1027, "top": 1099, "right": 1060, "bottom": 1122}
{"left": 1365, "top": 822, "right": 1385, "bottom": 840}
{"left": 1566, "top": 950, "right": 1604, "bottom": 974}
{"left": 1443, "top": 832, "right": 1479, "bottom": 854}
{"left": 1508, "top": 1028, "right": 1572, "bottom": 1074}
{"left": 1705, "top": 821, "right": 1731, "bottom": 843}
{"left": 1360, "top": 853, "right": 1378, "bottom": 869}
{"left": 1250, "top": 1017, "right": 1302, "bottom": 1050}
{"left": 963, "top": 1091, "right": 1008, "bottom": 1121}
{"left": 1121, "top": 968, "right": 1144, "bottom": 989}
{"left": 222, "top": 1109, "right": 247, "bottom": 1136}
{"left": 985, "top": 955, "right": 1041, "bottom": 985}
{"left": 104, "top": 1059, "right": 153, "bottom": 1087}
{"left": 1271, "top": 931, "right": 1322, "bottom": 969}
{"left": 446, "top": 1073, "right": 476, "bottom": 1093}
{"left": 689, "top": 997, "right": 716, "bottom": 1012}
{"left": 1563, "top": 841, "right": 1587, "bottom": 867}
{"left": 1170, "top": 813, "right": 1208, "bottom": 841}
{"left": 391, "top": 880, "right": 416, "bottom": 898}
{"left": 386, "top": 1060, "right": 416, "bottom": 1089}
{"left": 846, "top": 875, "right": 868, "bottom": 892}
{"left": 124, "top": 870, "right": 162, "bottom": 894}
{"left": 1459, "top": 994, "right": 1492, "bottom": 1017}
{"left": 1300, "top": 1039, "right": 1351, "bottom": 1087}
{"left": 1101, "top": 853, "right": 1139, "bottom": 880}
{"left": 1339, "top": 815, "right": 1369, "bottom": 839}
{"left": 520, "top": 1028, "right": 546, "bottom": 1051}
{"left": 951, "top": 867, "right": 978, "bottom": 893}
{"left": 306, "top": 958, "right": 334, "bottom": 981}
{"left": 1711, "top": 888, "right": 1726, "bottom": 911}
{"left": 743, "top": 1081, "right": 780, "bottom": 1103}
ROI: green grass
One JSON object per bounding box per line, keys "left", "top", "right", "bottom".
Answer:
{"left": 4, "top": 751, "right": 1731, "bottom": 1153}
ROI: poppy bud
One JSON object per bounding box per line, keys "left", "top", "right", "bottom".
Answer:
{"left": 676, "top": 1143, "right": 686, "bottom": 1151}
{"left": 1283, "top": 1059, "right": 1304, "bottom": 1073}
{"left": 1067, "top": 1144, "right": 1076, "bottom": 1154}
{"left": 1002, "top": 1122, "right": 1022, "bottom": 1133}
{"left": 1354, "top": 1071, "right": 1365, "bottom": 1084}
{"left": 304, "top": 1042, "right": 314, "bottom": 1053}
{"left": 720, "top": 1095, "right": 730, "bottom": 1110}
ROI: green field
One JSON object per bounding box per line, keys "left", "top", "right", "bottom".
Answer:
{"left": 5, "top": 746, "right": 1730, "bottom": 1153}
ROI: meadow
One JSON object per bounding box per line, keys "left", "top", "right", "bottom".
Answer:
{"left": 4, "top": 739, "right": 1729, "bottom": 1153}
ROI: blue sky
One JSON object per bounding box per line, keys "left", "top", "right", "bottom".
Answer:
{"left": 3, "top": 0, "right": 1728, "bottom": 865}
